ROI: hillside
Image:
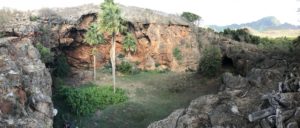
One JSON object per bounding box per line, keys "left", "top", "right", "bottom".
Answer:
{"left": 209, "top": 16, "right": 300, "bottom": 33}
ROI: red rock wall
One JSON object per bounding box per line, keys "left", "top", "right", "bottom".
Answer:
{"left": 59, "top": 15, "right": 200, "bottom": 72}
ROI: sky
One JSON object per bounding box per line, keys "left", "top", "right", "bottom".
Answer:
{"left": 1, "top": 0, "right": 299, "bottom": 26}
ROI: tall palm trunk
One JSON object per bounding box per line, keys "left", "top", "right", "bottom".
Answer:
{"left": 93, "top": 54, "right": 96, "bottom": 81}
{"left": 111, "top": 32, "right": 116, "bottom": 93}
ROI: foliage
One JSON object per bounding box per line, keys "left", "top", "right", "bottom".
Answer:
{"left": 117, "top": 61, "right": 140, "bottom": 75}
{"left": 181, "top": 12, "right": 201, "bottom": 23}
{"left": 36, "top": 24, "right": 52, "bottom": 47}
{"left": 36, "top": 43, "right": 54, "bottom": 63}
{"left": 53, "top": 54, "right": 71, "bottom": 78}
{"left": 221, "top": 28, "right": 260, "bottom": 44}
{"left": 0, "top": 32, "right": 4, "bottom": 38}
{"left": 173, "top": 47, "right": 182, "bottom": 60}
{"left": 257, "top": 37, "right": 294, "bottom": 52}
{"left": 84, "top": 23, "right": 105, "bottom": 47}
{"left": 199, "top": 45, "right": 222, "bottom": 77}
{"left": 293, "top": 36, "right": 300, "bottom": 47}
{"left": 123, "top": 33, "right": 137, "bottom": 53}
{"left": 98, "top": 0, "right": 124, "bottom": 34}
{"left": 56, "top": 83, "right": 128, "bottom": 115}
{"left": 221, "top": 28, "right": 295, "bottom": 52}
{"left": 29, "top": 15, "right": 39, "bottom": 21}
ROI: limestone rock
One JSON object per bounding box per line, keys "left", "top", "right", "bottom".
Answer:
{"left": 0, "top": 37, "right": 54, "bottom": 127}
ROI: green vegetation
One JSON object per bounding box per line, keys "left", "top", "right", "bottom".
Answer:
{"left": 221, "top": 28, "right": 261, "bottom": 44}
{"left": 173, "top": 47, "right": 182, "bottom": 60}
{"left": 0, "top": 32, "right": 4, "bottom": 38}
{"left": 53, "top": 54, "right": 71, "bottom": 78}
{"left": 36, "top": 43, "right": 54, "bottom": 63}
{"left": 199, "top": 45, "right": 222, "bottom": 77}
{"left": 29, "top": 15, "right": 39, "bottom": 21}
{"left": 294, "top": 36, "right": 300, "bottom": 47}
{"left": 99, "top": 0, "right": 124, "bottom": 93}
{"left": 221, "top": 28, "right": 296, "bottom": 52}
{"left": 36, "top": 24, "right": 52, "bottom": 46}
{"left": 181, "top": 12, "right": 201, "bottom": 23}
{"left": 117, "top": 61, "right": 140, "bottom": 75}
{"left": 257, "top": 37, "right": 294, "bottom": 52}
{"left": 84, "top": 23, "right": 105, "bottom": 81}
{"left": 56, "top": 83, "right": 128, "bottom": 115}
{"left": 123, "top": 33, "right": 137, "bottom": 53}
{"left": 117, "top": 61, "right": 132, "bottom": 74}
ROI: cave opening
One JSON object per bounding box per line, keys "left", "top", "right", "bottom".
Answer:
{"left": 222, "top": 55, "right": 234, "bottom": 69}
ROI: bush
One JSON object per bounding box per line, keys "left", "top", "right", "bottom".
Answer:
{"left": 57, "top": 83, "right": 128, "bottom": 115}
{"left": 199, "top": 45, "right": 222, "bottom": 77}
{"left": 29, "top": 15, "right": 39, "bottom": 21}
{"left": 53, "top": 54, "right": 71, "bottom": 78}
{"left": 117, "top": 61, "right": 140, "bottom": 75}
{"left": 257, "top": 37, "right": 294, "bottom": 52}
{"left": 173, "top": 47, "right": 182, "bottom": 60}
{"left": 181, "top": 12, "right": 201, "bottom": 23}
{"left": 36, "top": 43, "right": 54, "bottom": 63}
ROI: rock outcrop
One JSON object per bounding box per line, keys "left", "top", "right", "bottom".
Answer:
{"left": 148, "top": 30, "right": 300, "bottom": 128}
{"left": 0, "top": 37, "right": 54, "bottom": 127}
{"left": 0, "top": 4, "right": 200, "bottom": 72}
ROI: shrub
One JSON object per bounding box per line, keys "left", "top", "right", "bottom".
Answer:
{"left": 53, "top": 54, "right": 71, "bottom": 78}
{"left": 57, "top": 84, "right": 128, "bottom": 115}
{"left": 29, "top": 15, "right": 39, "bottom": 21}
{"left": 257, "top": 37, "right": 294, "bottom": 52}
{"left": 173, "top": 47, "right": 182, "bottom": 60}
{"left": 199, "top": 45, "right": 222, "bottom": 77}
{"left": 117, "top": 61, "right": 140, "bottom": 75}
{"left": 36, "top": 43, "right": 54, "bottom": 63}
{"left": 181, "top": 12, "right": 201, "bottom": 23}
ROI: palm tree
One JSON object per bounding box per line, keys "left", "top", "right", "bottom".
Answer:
{"left": 123, "top": 33, "right": 137, "bottom": 55}
{"left": 84, "top": 23, "right": 105, "bottom": 81}
{"left": 98, "top": 0, "right": 123, "bottom": 93}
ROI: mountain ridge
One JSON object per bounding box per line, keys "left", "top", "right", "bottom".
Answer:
{"left": 209, "top": 16, "right": 300, "bottom": 32}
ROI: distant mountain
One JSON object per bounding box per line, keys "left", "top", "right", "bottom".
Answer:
{"left": 209, "top": 16, "right": 300, "bottom": 32}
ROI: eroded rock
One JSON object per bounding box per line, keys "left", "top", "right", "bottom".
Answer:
{"left": 0, "top": 37, "right": 54, "bottom": 127}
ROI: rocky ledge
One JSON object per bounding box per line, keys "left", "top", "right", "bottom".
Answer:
{"left": 0, "top": 37, "right": 54, "bottom": 127}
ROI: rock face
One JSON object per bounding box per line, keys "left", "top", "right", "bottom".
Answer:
{"left": 148, "top": 30, "right": 300, "bottom": 128}
{"left": 148, "top": 67, "right": 299, "bottom": 128}
{"left": 0, "top": 37, "right": 54, "bottom": 127}
{"left": 0, "top": 4, "right": 200, "bottom": 72}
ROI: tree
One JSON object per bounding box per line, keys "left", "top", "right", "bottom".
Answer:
{"left": 84, "top": 23, "right": 105, "bottom": 81}
{"left": 123, "top": 33, "right": 136, "bottom": 54}
{"left": 98, "top": 0, "right": 124, "bottom": 93}
{"left": 181, "top": 12, "right": 201, "bottom": 25}
{"left": 198, "top": 45, "right": 222, "bottom": 77}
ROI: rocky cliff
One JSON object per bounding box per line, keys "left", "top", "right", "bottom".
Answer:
{"left": 0, "top": 37, "right": 54, "bottom": 127}
{"left": 148, "top": 31, "right": 300, "bottom": 128}
{"left": 0, "top": 4, "right": 200, "bottom": 72}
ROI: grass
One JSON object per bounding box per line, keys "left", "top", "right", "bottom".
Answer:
{"left": 53, "top": 71, "right": 219, "bottom": 128}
